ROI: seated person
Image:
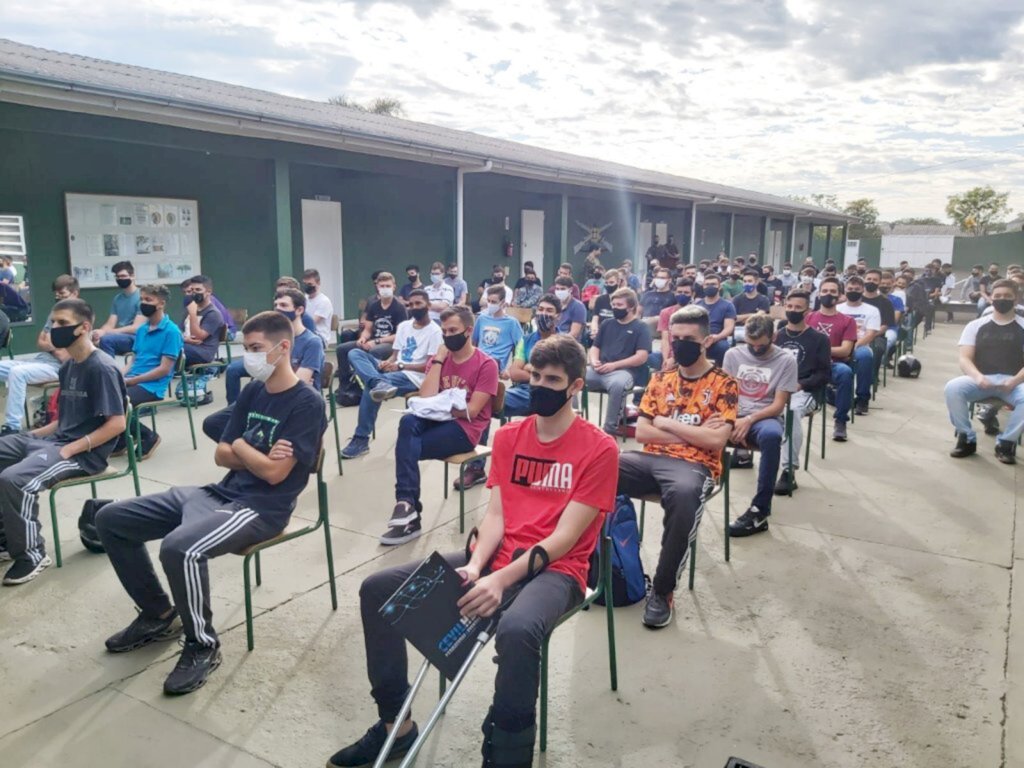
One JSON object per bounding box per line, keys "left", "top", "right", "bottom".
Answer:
{"left": 731, "top": 269, "right": 772, "bottom": 343}
{"left": 862, "top": 269, "right": 897, "bottom": 362}
{"left": 474, "top": 264, "right": 509, "bottom": 313}
{"left": 302, "top": 269, "right": 336, "bottom": 347}
{"left": 426, "top": 261, "right": 456, "bottom": 322}
{"left": 806, "top": 277, "right": 857, "bottom": 441}
{"left": 119, "top": 285, "right": 185, "bottom": 459}
{"left": 398, "top": 264, "right": 424, "bottom": 306}
{"left": 444, "top": 263, "right": 469, "bottom": 306}
{"left": 204, "top": 277, "right": 238, "bottom": 341}
{"left": 581, "top": 266, "right": 605, "bottom": 306}
{"left": 835, "top": 275, "right": 881, "bottom": 416}
{"left": 553, "top": 276, "right": 587, "bottom": 341}
{"left": 204, "top": 289, "right": 324, "bottom": 442}
{"left": 505, "top": 294, "right": 562, "bottom": 417}
{"left": 335, "top": 272, "right": 407, "bottom": 400}
{"left": 0, "top": 274, "right": 79, "bottom": 435}
{"left": 181, "top": 275, "right": 226, "bottom": 366}
{"left": 721, "top": 270, "right": 744, "bottom": 299}
{"left": 511, "top": 266, "right": 543, "bottom": 308}
{"left": 338, "top": 290, "right": 442, "bottom": 459}
{"left": 945, "top": 279, "right": 1024, "bottom": 465}
{"left": 697, "top": 272, "right": 736, "bottom": 366}
{"left": 276, "top": 276, "right": 318, "bottom": 335}
{"left": 648, "top": 278, "right": 694, "bottom": 371}
{"left": 97, "top": 311, "right": 327, "bottom": 694}
{"left": 680, "top": 265, "right": 705, "bottom": 299}
{"left": 94, "top": 261, "right": 144, "bottom": 356}
{"left": 327, "top": 334, "right": 617, "bottom": 768}
{"left": 545, "top": 263, "right": 581, "bottom": 301}
{"left": 723, "top": 314, "right": 798, "bottom": 537}
{"left": 640, "top": 267, "right": 677, "bottom": 318}
{"left": 761, "top": 265, "right": 782, "bottom": 298}
{"left": 589, "top": 268, "right": 622, "bottom": 337}
{"left": 0, "top": 281, "right": 30, "bottom": 322}
{"left": 617, "top": 305, "right": 736, "bottom": 628}
{"left": 585, "top": 289, "right": 651, "bottom": 435}
{"left": 0, "top": 299, "right": 127, "bottom": 585}
{"left": 773, "top": 290, "right": 831, "bottom": 494}
{"left": 381, "top": 306, "right": 498, "bottom": 545}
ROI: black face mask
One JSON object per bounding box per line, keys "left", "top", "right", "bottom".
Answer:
{"left": 115, "top": 277, "right": 132, "bottom": 289}
{"left": 140, "top": 303, "right": 158, "bottom": 318}
{"left": 845, "top": 290, "right": 863, "bottom": 303}
{"left": 820, "top": 295, "right": 837, "bottom": 308}
{"left": 410, "top": 307, "right": 429, "bottom": 323}
{"left": 612, "top": 307, "right": 629, "bottom": 321}
{"left": 785, "top": 310, "right": 805, "bottom": 325}
{"left": 536, "top": 314, "right": 557, "bottom": 333}
{"left": 672, "top": 339, "right": 703, "bottom": 367}
{"left": 604, "top": 283, "right": 617, "bottom": 294}
{"left": 303, "top": 283, "right": 317, "bottom": 295}
{"left": 703, "top": 286, "right": 719, "bottom": 298}
{"left": 443, "top": 332, "right": 469, "bottom": 352}
{"left": 50, "top": 322, "right": 82, "bottom": 349}
{"left": 676, "top": 294, "right": 691, "bottom": 306}
{"left": 993, "top": 298, "right": 1016, "bottom": 315}
{"left": 864, "top": 282, "right": 879, "bottom": 293}
{"left": 183, "top": 295, "right": 196, "bottom": 306}
{"left": 408, "top": 274, "right": 419, "bottom": 283}
{"left": 278, "top": 309, "right": 297, "bottom": 321}
{"left": 880, "top": 286, "right": 891, "bottom": 294}
{"left": 528, "top": 384, "right": 572, "bottom": 417}
{"left": 448, "top": 272, "right": 458, "bottom": 279}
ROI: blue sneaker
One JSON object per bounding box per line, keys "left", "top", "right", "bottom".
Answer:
{"left": 341, "top": 437, "right": 370, "bottom": 459}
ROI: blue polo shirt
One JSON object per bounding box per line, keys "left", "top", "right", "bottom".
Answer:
{"left": 128, "top": 314, "right": 185, "bottom": 397}
{"left": 112, "top": 290, "right": 141, "bottom": 327}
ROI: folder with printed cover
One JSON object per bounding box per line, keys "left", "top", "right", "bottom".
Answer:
{"left": 379, "top": 551, "right": 486, "bottom": 680}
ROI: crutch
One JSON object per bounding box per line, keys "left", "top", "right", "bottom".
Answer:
{"left": 373, "top": 542, "right": 550, "bottom": 768}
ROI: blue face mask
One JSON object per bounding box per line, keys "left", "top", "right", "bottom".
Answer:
{"left": 744, "top": 284, "right": 756, "bottom": 293}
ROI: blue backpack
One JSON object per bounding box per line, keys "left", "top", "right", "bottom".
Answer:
{"left": 588, "top": 495, "right": 649, "bottom": 606}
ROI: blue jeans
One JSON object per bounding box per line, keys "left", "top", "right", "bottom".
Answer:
{"left": 747, "top": 418, "right": 783, "bottom": 513}
{"left": 98, "top": 332, "right": 135, "bottom": 356}
{"left": 225, "top": 359, "right": 248, "bottom": 404}
{"left": 707, "top": 338, "right": 730, "bottom": 367}
{"left": 827, "top": 362, "right": 853, "bottom": 423}
{"left": 503, "top": 384, "right": 532, "bottom": 417}
{"left": 0, "top": 359, "right": 60, "bottom": 429}
{"left": 648, "top": 351, "right": 664, "bottom": 371}
{"left": 395, "top": 414, "right": 473, "bottom": 505}
{"left": 850, "top": 346, "right": 874, "bottom": 404}
{"left": 945, "top": 374, "right": 1024, "bottom": 443}
{"left": 349, "top": 349, "right": 418, "bottom": 440}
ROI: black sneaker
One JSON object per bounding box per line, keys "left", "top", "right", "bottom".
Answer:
{"left": 0, "top": 425, "right": 19, "bottom": 437}
{"left": 854, "top": 400, "right": 869, "bottom": 416}
{"left": 2, "top": 555, "right": 52, "bottom": 585}
{"left": 0, "top": 549, "right": 10, "bottom": 563}
{"left": 950, "top": 433, "right": 977, "bottom": 458}
{"left": 774, "top": 470, "right": 798, "bottom": 495}
{"left": 995, "top": 440, "right": 1017, "bottom": 465}
{"left": 452, "top": 464, "right": 487, "bottom": 491}
{"left": 163, "top": 640, "right": 222, "bottom": 695}
{"left": 327, "top": 719, "right": 419, "bottom": 767}
{"left": 641, "top": 592, "right": 674, "bottom": 629}
{"left": 833, "top": 420, "right": 848, "bottom": 442}
{"left": 388, "top": 501, "right": 418, "bottom": 528}
{"left": 379, "top": 516, "right": 422, "bottom": 546}
{"left": 979, "top": 407, "right": 1001, "bottom": 436}
{"left": 139, "top": 434, "right": 162, "bottom": 461}
{"left": 729, "top": 507, "right": 769, "bottom": 537}
{"left": 105, "top": 609, "right": 182, "bottom": 653}
{"left": 340, "top": 437, "right": 370, "bottom": 459}
{"left": 730, "top": 449, "right": 754, "bottom": 469}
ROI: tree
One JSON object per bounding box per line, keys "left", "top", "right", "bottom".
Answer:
{"left": 946, "top": 186, "right": 1012, "bottom": 236}
{"left": 844, "top": 198, "right": 881, "bottom": 238}
{"left": 891, "top": 217, "right": 943, "bottom": 226}
{"left": 789, "top": 193, "right": 841, "bottom": 212}
{"left": 327, "top": 94, "right": 405, "bottom": 117}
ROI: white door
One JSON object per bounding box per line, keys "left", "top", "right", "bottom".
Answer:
{"left": 521, "top": 209, "right": 545, "bottom": 279}
{"left": 655, "top": 221, "right": 668, "bottom": 244}
{"left": 637, "top": 221, "right": 654, "bottom": 263}
{"left": 301, "top": 199, "right": 344, "bottom": 317}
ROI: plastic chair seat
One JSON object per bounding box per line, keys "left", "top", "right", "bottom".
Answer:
{"left": 444, "top": 445, "right": 492, "bottom": 465}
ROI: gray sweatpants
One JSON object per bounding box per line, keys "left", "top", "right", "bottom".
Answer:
{"left": 585, "top": 369, "right": 636, "bottom": 432}
{"left": 95, "top": 486, "right": 281, "bottom": 647}
{"left": 0, "top": 433, "right": 91, "bottom": 565}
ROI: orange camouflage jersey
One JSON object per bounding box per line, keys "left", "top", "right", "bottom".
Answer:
{"left": 637, "top": 365, "right": 739, "bottom": 478}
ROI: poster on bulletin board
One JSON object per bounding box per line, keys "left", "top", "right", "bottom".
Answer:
{"left": 64, "top": 193, "right": 201, "bottom": 287}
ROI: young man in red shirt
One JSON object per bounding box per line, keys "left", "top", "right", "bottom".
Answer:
{"left": 805, "top": 277, "right": 856, "bottom": 442}
{"left": 328, "top": 335, "right": 618, "bottom": 768}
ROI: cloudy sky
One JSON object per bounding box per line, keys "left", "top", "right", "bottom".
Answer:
{"left": 3, "top": 0, "right": 1023, "bottom": 221}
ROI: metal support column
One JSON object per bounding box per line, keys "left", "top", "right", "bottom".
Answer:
{"left": 825, "top": 225, "right": 833, "bottom": 262}
{"left": 689, "top": 202, "right": 699, "bottom": 265}
{"left": 790, "top": 217, "right": 798, "bottom": 263}
{"left": 560, "top": 193, "right": 569, "bottom": 278}
{"left": 633, "top": 201, "right": 642, "bottom": 274}
{"left": 727, "top": 212, "right": 735, "bottom": 258}
{"left": 761, "top": 216, "right": 771, "bottom": 263}
{"left": 840, "top": 225, "right": 849, "bottom": 266}
{"left": 274, "top": 158, "right": 292, "bottom": 278}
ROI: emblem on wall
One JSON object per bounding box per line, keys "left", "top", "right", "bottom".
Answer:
{"left": 573, "top": 220, "right": 613, "bottom": 254}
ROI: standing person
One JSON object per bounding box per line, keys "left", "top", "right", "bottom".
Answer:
{"left": 302, "top": 269, "right": 335, "bottom": 347}
{"left": 723, "top": 315, "right": 798, "bottom": 537}
{"left": 945, "top": 279, "right": 1024, "bottom": 465}
{"left": 663, "top": 234, "right": 681, "bottom": 271}
{"left": 120, "top": 285, "right": 185, "bottom": 459}
{"left": 645, "top": 235, "right": 665, "bottom": 266}
{"left": 641, "top": 268, "right": 677, "bottom": 318}
{"left": 327, "top": 335, "right": 616, "bottom": 768}
{"left": 94, "top": 261, "right": 144, "bottom": 356}
{"left": 806, "top": 277, "right": 856, "bottom": 441}
{"left": 732, "top": 270, "right": 772, "bottom": 344}
{"left": 504, "top": 294, "right": 561, "bottom": 417}
{"left": 380, "top": 306, "right": 498, "bottom": 545}
{"left": 398, "top": 264, "right": 423, "bottom": 305}
{"left": 617, "top": 305, "right": 736, "bottom": 627}
{"left": 584, "top": 244, "right": 605, "bottom": 274}
{"left": 773, "top": 291, "right": 831, "bottom": 494}
{"left": 445, "top": 262, "right": 469, "bottom": 306}
{"left": 181, "top": 275, "right": 226, "bottom": 366}
{"left": 0, "top": 299, "right": 127, "bottom": 585}
{"left": 553, "top": 276, "right": 587, "bottom": 341}
{"left": 426, "top": 261, "right": 456, "bottom": 322}
{"left": 697, "top": 272, "right": 736, "bottom": 367}
{"left": 836, "top": 276, "right": 881, "bottom": 416}
{"left": 585, "top": 289, "right": 651, "bottom": 435}
{"left": 336, "top": 272, "right": 407, "bottom": 400}
{"left": 590, "top": 268, "right": 622, "bottom": 337}
{"left": 0, "top": 275, "right": 79, "bottom": 435}
{"left": 97, "top": 311, "right": 326, "bottom": 695}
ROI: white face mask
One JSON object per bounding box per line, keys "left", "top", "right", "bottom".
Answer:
{"left": 483, "top": 302, "right": 501, "bottom": 316}
{"left": 243, "top": 342, "right": 283, "bottom": 382}
{"left": 430, "top": 273, "right": 443, "bottom": 284}
{"left": 554, "top": 289, "right": 570, "bottom": 302}
{"left": 653, "top": 278, "right": 668, "bottom": 290}
{"left": 783, "top": 269, "right": 792, "bottom": 276}
{"left": 379, "top": 287, "right": 394, "bottom": 299}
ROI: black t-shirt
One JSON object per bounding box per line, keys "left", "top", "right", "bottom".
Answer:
{"left": 365, "top": 299, "right": 408, "bottom": 341}
{"left": 774, "top": 327, "right": 832, "bottom": 391}
{"left": 594, "top": 318, "right": 652, "bottom": 375}
{"left": 210, "top": 380, "right": 327, "bottom": 527}
{"left": 398, "top": 281, "right": 423, "bottom": 301}
{"left": 732, "top": 292, "right": 771, "bottom": 319}
{"left": 592, "top": 293, "right": 614, "bottom": 324}
{"left": 862, "top": 294, "right": 896, "bottom": 329}
{"left": 54, "top": 349, "right": 127, "bottom": 468}
{"left": 963, "top": 315, "right": 1024, "bottom": 376}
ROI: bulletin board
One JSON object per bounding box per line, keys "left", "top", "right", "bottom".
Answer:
{"left": 64, "top": 193, "right": 202, "bottom": 287}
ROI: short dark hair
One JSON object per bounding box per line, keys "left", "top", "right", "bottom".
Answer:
{"left": 702, "top": 271, "right": 720, "bottom": 283}
{"left": 529, "top": 334, "right": 586, "bottom": 382}
{"left": 53, "top": 298, "right": 94, "bottom": 325}
{"left": 865, "top": 268, "right": 882, "bottom": 279}
{"left": 742, "top": 269, "right": 760, "bottom": 279}
{"left": 786, "top": 290, "right": 811, "bottom": 305}
{"left": 276, "top": 276, "right": 300, "bottom": 290}
{"left": 973, "top": 263, "right": 985, "bottom": 270}
{"left": 485, "top": 284, "right": 506, "bottom": 301}
{"left": 52, "top": 274, "right": 79, "bottom": 294}
{"left": 820, "top": 277, "right": 842, "bottom": 291}
{"left": 440, "top": 305, "right": 475, "bottom": 328}
{"left": 559, "top": 262, "right": 573, "bottom": 272}
{"left": 677, "top": 277, "right": 694, "bottom": 288}
{"left": 408, "top": 288, "right": 429, "bottom": 303}
{"left": 536, "top": 293, "right": 561, "bottom": 313}
{"left": 189, "top": 274, "right": 213, "bottom": 290}
{"left": 845, "top": 275, "right": 865, "bottom": 289}
{"left": 302, "top": 269, "right": 321, "bottom": 282}
{"left": 243, "top": 310, "right": 295, "bottom": 344}
{"left": 406, "top": 264, "right": 420, "bottom": 273}
{"left": 111, "top": 261, "right": 134, "bottom": 276}
{"left": 554, "top": 276, "right": 574, "bottom": 288}
{"left": 275, "top": 287, "right": 307, "bottom": 310}
{"left": 744, "top": 314, "right": 775, "bottom": 341}
{"left": 669, "top": 305, "right": 710, "bottom": 337}
{"left": 991, "top": 278, "right": 1019, "bottom": 297}
{"left": 140, "top": 284, "right": 170, "bottom": 302}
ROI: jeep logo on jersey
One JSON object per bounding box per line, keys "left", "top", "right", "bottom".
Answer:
{"left": 511, "top": 455, "right": 573, "bottom": 490}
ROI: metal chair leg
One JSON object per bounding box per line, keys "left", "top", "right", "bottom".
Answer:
{"left": 443, "top": 463, "right": 449, "bottom": 500}
{"left": 638, "top": 499, "right": 645, "bottom": 542}
{"left": 540, "top": 638, "right": 550, "bottom": 752}
{"left": 688, "top": 539, "right": 696, "bottom": 590}
{"left": 723, "top": 460, "right": 731, "bottom": 562}
{"left": 243, "top": 553, "right": 255, "bottom": 651}
{"left": 255, "top": 550, "right": 262, "bottom": 586}
{"left": 458, "top": 463, "right": 466, "bottom": 534}
{"left": 49, "top": 492, "right": 62, "bottom": 568}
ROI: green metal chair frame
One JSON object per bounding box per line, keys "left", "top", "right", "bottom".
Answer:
{"left": 49, "top": 404, "right": 141, "bottom": 567}
{"left": 132, "top": 353, "right": 196, "bottom": 454}
{"left": 321, "top": 361, "right": 344, "bottom": 476}
{"left": 237, "top": 447, "right": 336, "bottom": 650}
{"left": 800, "top": 387, "right": 829, "bottom": 469}
{"left": 1, "top": 327, "right": 13, "bottom": 360}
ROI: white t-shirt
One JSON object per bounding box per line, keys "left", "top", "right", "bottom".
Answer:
{"left": 306, "top": 292, "right": 334, "bottom": 346}
{"left": 425, "top": 282, "right": 455, "bottom": 321}
{"left": 890, "top": 288, "right": 907, "bottom": 307}
{"left": 837, "top": 301, "right": 881, "bottom": 340}
{"left": 393, "top": 319, "right": 443, "bottom": 386}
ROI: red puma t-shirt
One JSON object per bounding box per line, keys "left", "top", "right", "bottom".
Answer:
{"left": 486, "top": 415, "right": 619, "bottom": 593}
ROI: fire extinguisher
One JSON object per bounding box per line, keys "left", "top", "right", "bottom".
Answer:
{"left": 503, "top": 236, "right": 514, "bottom": 259}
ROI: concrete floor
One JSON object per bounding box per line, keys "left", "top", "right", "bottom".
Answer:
{"left": 0, "top": 319, "right": 1018, "bottom": 768}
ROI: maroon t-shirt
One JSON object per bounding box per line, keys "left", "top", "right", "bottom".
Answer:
{"left": 806, "top": 311, "right": 858, "bottom": 362}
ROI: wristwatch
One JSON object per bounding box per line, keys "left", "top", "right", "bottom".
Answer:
{"left": 398, "top": 362, "right": 405, "bottom": 371}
